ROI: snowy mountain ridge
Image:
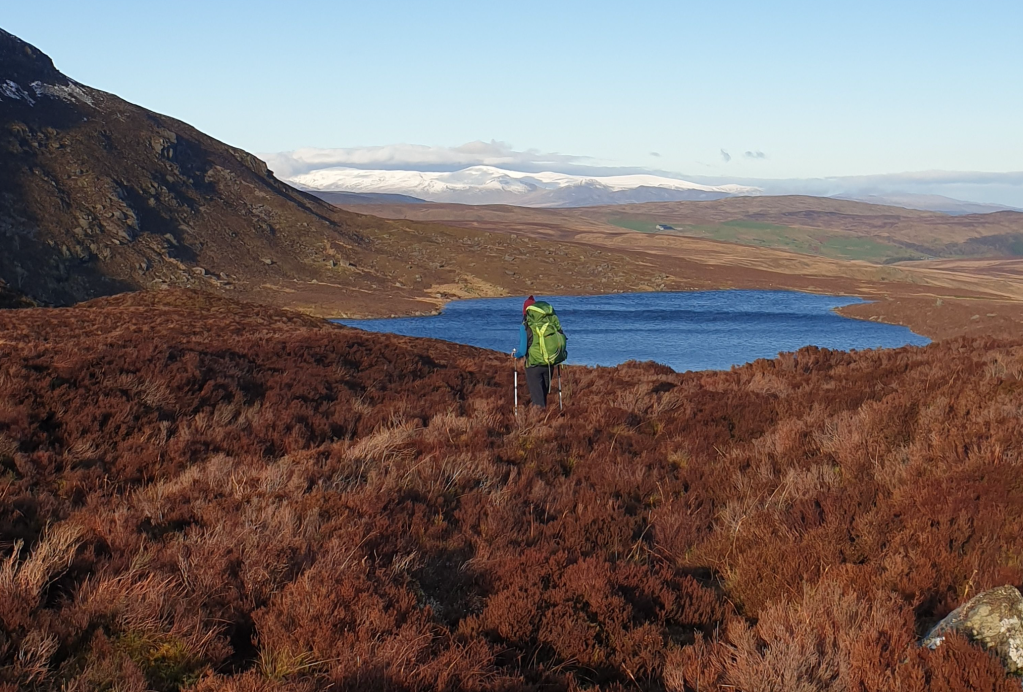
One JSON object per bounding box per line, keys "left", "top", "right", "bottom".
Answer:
{"left": 286, "top": 165, "right": 761, "bottom": 207}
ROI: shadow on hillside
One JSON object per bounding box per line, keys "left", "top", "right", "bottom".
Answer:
{"left": 0, "top": 100, "right": 138, "bottom": 304}
{"left": 0, "top": 223, "right": 136, "bottom": 306}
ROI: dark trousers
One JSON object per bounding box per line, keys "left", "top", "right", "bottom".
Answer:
{"left": 525, "top": 365, "right": 552, "bottom": 407}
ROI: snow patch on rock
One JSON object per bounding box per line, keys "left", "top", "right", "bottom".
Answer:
{"left": 0, "top": 78, "right": 94, "bottom": 107}
{"left": 1, "top": 80, "right": 36, "bottom": 105}
{"left": 31, "top": 80, "right": 94, "bottom": 106}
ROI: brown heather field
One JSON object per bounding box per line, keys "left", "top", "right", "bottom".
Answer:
{"left": 2, "top": 290, "right": 1023, "bottom": 691}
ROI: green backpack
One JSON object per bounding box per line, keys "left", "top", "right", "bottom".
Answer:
{"left": 524, "top": 301, "right": 568, "bottom": 367}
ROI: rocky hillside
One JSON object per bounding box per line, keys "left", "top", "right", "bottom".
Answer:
{"left": 0, "top": 28, "right": 385, "bottom": 306}
{"left": 0, "top": 28, "right": 719, "bottom": 318}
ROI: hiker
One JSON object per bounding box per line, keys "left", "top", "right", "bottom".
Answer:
{"left": 514, "top": 296, "right": 568, "bottom": 407}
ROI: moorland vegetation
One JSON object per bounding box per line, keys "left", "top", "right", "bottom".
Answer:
{"left": 2, "top": 290, "right": 1023, "bottom": 690}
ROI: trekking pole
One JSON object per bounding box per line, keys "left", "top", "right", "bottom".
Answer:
{"left": 558, "top": 364, "right": 563, "bottom": 411}
{"left": 512, "top": 350, "right": 518, "bottom": 418}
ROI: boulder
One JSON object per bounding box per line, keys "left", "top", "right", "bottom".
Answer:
{"left": 922, "top": 585, "right": 1023, "bottom": 672}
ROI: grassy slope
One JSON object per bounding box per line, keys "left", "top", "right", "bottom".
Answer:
{"left": 606, "top": 217, "right": 928, "bottom": 263}
{"left": 591, "top": 198, "right": 1023, "bottom": 262}
{"left": 1, "top": 290, "right": 1022, "bottom": 690}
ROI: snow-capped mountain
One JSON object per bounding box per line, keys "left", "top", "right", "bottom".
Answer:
{"left": 286, "top": 165, "right": 761, "bottom": 207}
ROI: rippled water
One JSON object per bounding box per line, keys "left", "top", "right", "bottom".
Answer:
{"left": 336, "top": 290, "right": 929, "bottom": 372}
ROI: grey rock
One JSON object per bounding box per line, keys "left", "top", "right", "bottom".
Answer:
{"left": 922, "top": 585, "right": 1023, "bottom": 673}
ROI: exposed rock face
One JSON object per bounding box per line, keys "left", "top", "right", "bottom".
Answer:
{"left": 923, "top": 586, "right": 1023, "bottom": 673}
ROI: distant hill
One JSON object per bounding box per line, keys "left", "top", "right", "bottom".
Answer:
{"left": 286, "top": 165, "right": 758, "bottom": 207}
{"left": 835, "top": 193, "right": 1021, "bottom": 215}
{"left": 344, "top": 194, "right": 1023, "bottom": 268}
{"left": 305, "top": 190, "right": 428, "bottom": 205}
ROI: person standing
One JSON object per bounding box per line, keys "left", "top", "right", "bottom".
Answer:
{"left": 514, "top": 296, "right": 568, "bottom": 407}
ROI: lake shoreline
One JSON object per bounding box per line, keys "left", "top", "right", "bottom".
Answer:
{"left": 323, "top": 280, "right": 1022, "bottom": 344}
{"left": 329, "top": 285, "right": 914, "bottom": 337}
{"left": 336, "top": 290, "right": 929, "bottom": 373}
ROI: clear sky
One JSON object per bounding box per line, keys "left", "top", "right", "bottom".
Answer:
{"left": 4, "top": 0, "right": 1022, "bottom": 180}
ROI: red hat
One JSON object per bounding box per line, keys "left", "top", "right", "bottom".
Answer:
{"left": 522, "top": 295, "right": 535, "bottom": 315}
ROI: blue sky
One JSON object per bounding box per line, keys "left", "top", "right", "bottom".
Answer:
{"left": 5, "top": 1, "right": 1022, "bottom": 189}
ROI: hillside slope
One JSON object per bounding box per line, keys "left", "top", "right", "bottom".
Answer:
{"left": 1, "top": 290, "right": 1023, "bottom": 690}
{"left": 0, "top": 28, "right": 690, "bottom": 318}
{"left": 0, "top": 28, "right": 386, "bottom": 306}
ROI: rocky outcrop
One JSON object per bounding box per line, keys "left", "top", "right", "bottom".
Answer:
{"left": 922, "top": 585, "right": 1023, "bottom": 673}
{"left": 0, "top": 279, "right": 34, "bottom": 308}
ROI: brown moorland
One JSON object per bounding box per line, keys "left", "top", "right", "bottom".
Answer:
{"left": 2, "top": 289, "right": 1023, "bottom": 690}
{"left": 336, "top": 199, "right": 1023, "bottom": 340}
{"left": 351, "top": 196, "right": 1023, "bottom": 258}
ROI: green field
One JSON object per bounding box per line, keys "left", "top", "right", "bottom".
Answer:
{"left": 608, "top": 218, "right": 927, "bottom": 264}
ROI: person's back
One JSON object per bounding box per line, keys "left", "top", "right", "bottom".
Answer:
{"left": 514, "top": 295, "right": 567, "bottom": 407}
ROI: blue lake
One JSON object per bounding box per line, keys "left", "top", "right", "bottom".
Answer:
{"left": 336, "top": 290, "right": 930, "bottom": 372}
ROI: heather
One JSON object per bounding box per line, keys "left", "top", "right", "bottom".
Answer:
{"left": 1, "top": 291, "right": 1022, "bottom": 690}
